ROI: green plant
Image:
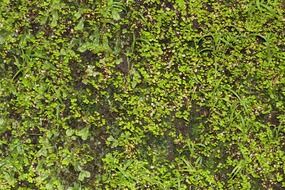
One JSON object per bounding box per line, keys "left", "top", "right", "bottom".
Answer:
{"left": 0, "top": 0, "right": 284, "bottom": 189}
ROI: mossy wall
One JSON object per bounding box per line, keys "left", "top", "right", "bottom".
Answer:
{"left": 0, "top": 0, "right": 285, "bottom": 189}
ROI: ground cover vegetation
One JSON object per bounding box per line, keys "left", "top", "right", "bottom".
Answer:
{"left": 0, "top": 0, "right": 285, "bottom": 189}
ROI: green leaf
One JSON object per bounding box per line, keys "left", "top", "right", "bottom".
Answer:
{"left": 66, "top": 129, "right": 74, "bottom": 137}
{"left": 78, "top": 170, "right": 90, "bottom": 181}
{"left": 112, "top": 10, "right": 120, "bottom": 21}
{"left": 75, "top": 18, "right": 84, "bottom": 31}
{"left": 76, "top": 127, "right": 89, "bottom": 141}
{"left": 50, "top": 10, "right": 58, "bottom": 27}
{"left": 176, "top": 0, "right": 186, "bottom": 10}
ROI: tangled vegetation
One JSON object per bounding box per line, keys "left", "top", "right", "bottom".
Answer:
{"left": 0, "top": 0, "right": 285, "bottom": 189}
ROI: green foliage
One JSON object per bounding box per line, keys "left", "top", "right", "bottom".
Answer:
{"left": 1, "top": 0, "right": 285, "bottom": 189}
